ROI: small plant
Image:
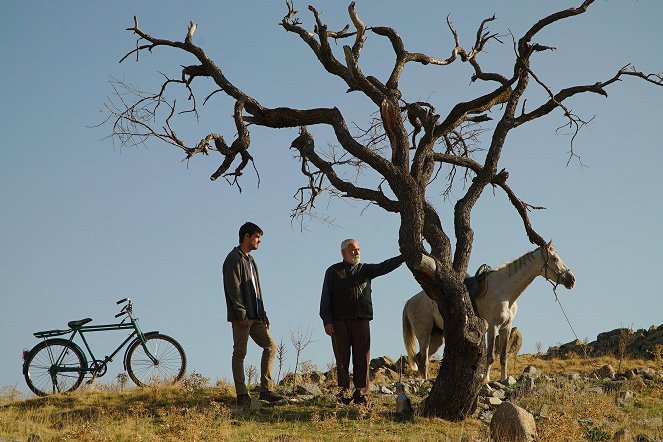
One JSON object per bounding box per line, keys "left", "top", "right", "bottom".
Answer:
{"left": 616, "top": 326, "right": 636, "bottom": 373}
{"left": 0, "top": 386, "right": 22, "bottom": 405}
{"left": 276, "top": 338, "right": 288, "bottom": 384}
{"left": 117, "top": 373, "right": 128, "bottom": 390}
{"left": 582, "top": 424, "right": 611, "bottom": 441}
{"left": 325, "top": 360, "right": 337, "bottom": 385}
{"left": 290, "top": 324, "right": 314, "bottom": 388}
{"left": 245, "top": 364, "right": 258, "bottom": 388}
{"left": 181, "top": 371, "right": 210, "bottom": 391}
{"left": 299, "top": 360, "right": 317, "bottom": 378}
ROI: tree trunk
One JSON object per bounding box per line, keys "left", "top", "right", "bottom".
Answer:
{"left": 422, "top": 278, "right": 487, "bottom": 421}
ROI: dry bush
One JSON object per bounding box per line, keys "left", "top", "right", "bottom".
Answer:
{"left": 181, "top": 371, "right": 210, "bottom": 391}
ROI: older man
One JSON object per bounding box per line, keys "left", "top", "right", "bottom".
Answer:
{"left": 319, "top": 239, "right": 404, "bottom": 404}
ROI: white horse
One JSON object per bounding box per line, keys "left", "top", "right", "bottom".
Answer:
{"left": 403, "top": 241, "right": 575, "bottom": 381}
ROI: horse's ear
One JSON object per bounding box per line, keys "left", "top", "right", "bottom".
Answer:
{"left": 546, "top": 239, "right": 552, "bottom": 248}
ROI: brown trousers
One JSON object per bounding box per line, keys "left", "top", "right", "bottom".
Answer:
{"left": 331, "top": 319, "right": 370, "bottom": 397}
{"left": 231, "top": 320, "right": 276, "bottom": 396}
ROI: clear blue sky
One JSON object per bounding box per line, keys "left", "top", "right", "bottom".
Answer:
{"left": 2, "top": 1, "right": 661, "bottom": 395}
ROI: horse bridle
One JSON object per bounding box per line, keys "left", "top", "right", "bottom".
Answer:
{"left": 539, "top": 246, "right": 572, "bottom": 288}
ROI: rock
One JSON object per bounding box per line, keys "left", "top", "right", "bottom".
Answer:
{"left": 249, "top": 397, "right": 262, "bottom": 409}
{"left": 500, "top": 376, "right": 517, "bottom": 386}
{"left": 490, "top": 402, "right": 537, "bottom": 442}
{"left": 479, "top": 384, "right": 494, "bottom": 397}
{"left": 618, "top": 390, "right": 633, "bottom": 400}
{"left": 563, "top": 372, "right": 581, "bottom": 382}
{"left": 371, "top": 367, "right": 399, "bottom": 384}
{"left": 637, "top": 367, "right": 658, "bottom": 380}
{"left": 603, "top": 380, "right": 625, "bottom": 392}
{"left": 489, "top": 380, "right": 506, "bottom": 390}
{"left": 485, "top": 397, "right": 503, "bottom": 407}
{"left": 546, "top": 324, "right": 663, "bottom": 360}
{"left": 369, "top": 355, "right": 396, "bottom": 371}
{"left": 522, "top": 365, "right": 540, "bottom": 379}
{"left": 537, "top": 404, "right": 550, "bottom": 420}
{"left": 279, "top": 372, "right": 303, "bottom": 386}
{"left": 612, "top": 428, "right": 631, "bottom": 442}
{"left": 307, "top": 371, "right": 326, "bottom": 384}
{"left": 521, "top": 376, "right": 535, "bottom": 394}
{"left": 594, "top": 364, "right": 616, "bottom": 379}
{"left": 295, "top": 383, "right": 322, "bottom": 396}
{"left": 636, "top": 417, "right": 663, "bottom": 427}
{"left": 492, "top": 389, "right": 506, "bottom": 400}
{"left": 626, "top": 378, "right": 647, "bottom": 392}
{"left": 479, "top": 410, "right": 494, "bottom": 423}
{"left": 380, "top": 385, "right": 394, "bottom": 395}
{"left": 508, "top": 327, "right": 523, "bottom": 355}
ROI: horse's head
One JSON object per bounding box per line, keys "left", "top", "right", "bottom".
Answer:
{"left": 540, "top": 241, "right": 576, "bottom": 289}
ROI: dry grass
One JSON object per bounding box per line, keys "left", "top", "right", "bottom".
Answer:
{"left": 0, "top": 384, "right": 489, "bottom": 442}
{"left": 1, "top": 355, "right": 660, "bottom": 441}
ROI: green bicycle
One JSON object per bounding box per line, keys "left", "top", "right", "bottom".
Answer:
{"left": 22, "top": 298, "right": 186, "bottom": 396}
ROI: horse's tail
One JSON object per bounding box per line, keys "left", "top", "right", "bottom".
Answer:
{"left": 402, "top": 302, "right": 418, "bottom": 372}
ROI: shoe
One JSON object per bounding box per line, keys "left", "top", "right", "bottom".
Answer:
{"left": 352, "top": 391, "right": 369, "bottom": 405}
{"left": 336, "top": 394, "right": 353, "bottom": 405}
{"left": 259, "top": 390, "right": 285, "bottom": 403}
{"left": 236, "top": 394, "right": 251, "bottom": 408}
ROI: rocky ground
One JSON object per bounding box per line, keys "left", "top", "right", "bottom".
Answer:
{"left": 270, "top": 324, "right": 663, "bottom": 441}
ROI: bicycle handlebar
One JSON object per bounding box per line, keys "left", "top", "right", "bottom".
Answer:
{"left": 115, "top": 298, "right": 133, "bottom": 318}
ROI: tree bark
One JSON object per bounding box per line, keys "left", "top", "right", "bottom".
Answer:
{"left": 421, "top": 276, "right": 487, "bottom": 420}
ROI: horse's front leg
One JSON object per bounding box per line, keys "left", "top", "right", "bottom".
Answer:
{"left": 497, "top": 326, "right": 512, "bottom": 382}
{"left": 485, "top": 325, "right": 498, "bottom": 383}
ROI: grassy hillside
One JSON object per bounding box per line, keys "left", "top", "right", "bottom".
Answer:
{"left": 1, "top": 355, "right": 661, "bottom": 442}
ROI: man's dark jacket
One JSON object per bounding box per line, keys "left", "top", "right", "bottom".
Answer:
{"left": 223, "top": 247, "right": 266, "bottom": 322}
{"left": 319, "top": 255, "right": 404, "bottom": 325}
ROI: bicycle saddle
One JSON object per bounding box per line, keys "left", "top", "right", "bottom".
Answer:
{"left": 68, "top": 318, "right": 93, "bottom": 328}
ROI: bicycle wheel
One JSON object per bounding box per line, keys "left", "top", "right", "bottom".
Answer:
{"left": 126, "top": 334, "right": 186, "bottom": 387}
{"left": 24, "top": 339, "right": 87, "bottom": 396}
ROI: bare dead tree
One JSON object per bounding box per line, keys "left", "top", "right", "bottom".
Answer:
{"left": 104, "top": 2, "right": 662, "bottom": 420}
{"left": 290, "top": 324, "right": 314, "bottom": 389}
{"left": 245, "top": 364, "right": 258, "bottom": 389}
{"left": 276, "top": 338, "right": 288, "bottom": 385}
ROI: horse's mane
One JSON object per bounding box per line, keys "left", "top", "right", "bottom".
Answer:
{"left": 493, "top": 246, "right": 541, "bottom": 276}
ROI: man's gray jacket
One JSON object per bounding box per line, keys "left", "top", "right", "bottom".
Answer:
{"left": 223, "top": 246, "right": 266, "bottom": 322}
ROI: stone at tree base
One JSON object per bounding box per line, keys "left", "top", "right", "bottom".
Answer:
{"left": 490, "top": 402, "right": 537, "bottom": 442}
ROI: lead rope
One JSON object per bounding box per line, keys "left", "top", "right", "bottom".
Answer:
{"left": 541, "top": 247, "right": 591, "bottom": 361}
{"left": 549, "top": 282, "right": 590, "bottom": 360}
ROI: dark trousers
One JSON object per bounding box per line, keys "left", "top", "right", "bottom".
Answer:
{"left": 331, "top": 319, "right": 370, "bottom": 398}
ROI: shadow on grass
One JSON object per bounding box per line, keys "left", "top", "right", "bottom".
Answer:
{"left": 4, "top": 386, "right": 420, "bottom": 426}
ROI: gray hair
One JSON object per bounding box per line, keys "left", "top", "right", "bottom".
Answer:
{"left": 340, "top": 238, "right": 357, "bottom": 252}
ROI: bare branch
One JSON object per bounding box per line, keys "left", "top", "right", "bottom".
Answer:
{"left": 348, "top": 2, "right": 365, "bottom": 59}
{"left": 289, "top": 127, "right": 400, "bottom": 213}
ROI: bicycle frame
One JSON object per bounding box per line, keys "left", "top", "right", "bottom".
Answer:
{"left": 31, "top": 309, "right": 159, "bottom": 376}
{"left": 24, "top": 298, "right": 186, "bottom": 396}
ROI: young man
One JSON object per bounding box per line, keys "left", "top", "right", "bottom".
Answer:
{"left": 223, "top": 222, "right": 283, "bottom": 406}
{"left": 319, "top": 239, "right": 404, "bottom": 404}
